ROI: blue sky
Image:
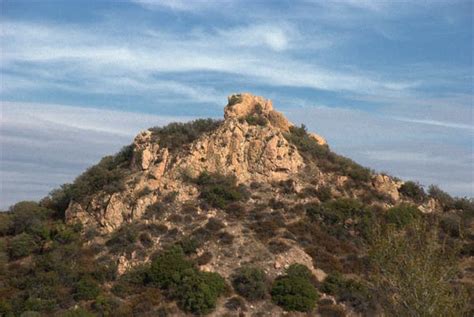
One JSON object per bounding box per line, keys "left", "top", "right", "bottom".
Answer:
{"left": 0, "top": 0, "right": 473, "bottom": 208}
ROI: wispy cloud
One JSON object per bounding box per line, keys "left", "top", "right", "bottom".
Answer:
{"left": 130, "top": 0, "right": 234, "bottom": 12}
{"left": 0, "top": 101, "right": 194, "bottom": 209}
{"left": 392, "top": 117, "right": 474, "bottom": 131}
{"left": 0, "top": 20, "right": 417, "bottom": 100}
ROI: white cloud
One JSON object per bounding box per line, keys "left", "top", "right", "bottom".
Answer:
{"left": 392, "top": 117, "right": 474, "bottom": 131}
{"left": 131, "top": 0, "right": 233, "bottom": 11}
{"left": 0, "top": 20, "right": 416, "bottom": 98}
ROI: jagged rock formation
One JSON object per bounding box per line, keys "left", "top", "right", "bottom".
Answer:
{"left": 65, "top": 93, "right": 333, "bottom": 232}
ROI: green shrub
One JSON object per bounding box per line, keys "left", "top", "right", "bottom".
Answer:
{"left": 453, "top": 197, "right": 474, "bottom": 213}
{"left": 147, "top": 246, "right": 226, "bottom": 315}
{"left": 8, "top": 233, "right": 37, "bottom": 259}
{"left": 232, "top": 266, "right": 267, "bottom": 301}
{"left": 320, "top": 273, "right": 371, "bottom": 312}
{"left": 8, "top": 201, "right": 52, "bottom": 236}
{"left": 0, "top": 214, "right": 12, "bottom": 236}
{"left": 177, "top": 270, "right": 226, "bottom": 315}
{"left": 284, "top": 125, "right": 371, "bottom": 182}
{"left": 149, "top": 119, "right": 223, "bottom": 152}
{"left": 316, "top": 186, "right": 332, "bottom": 202}
{"left": 56, "top": 145, "right": 133, "bottom": 207}
{"left": 271, "top": 264, "right": 318, "bottom": 312}
{"left": 195, "top": 172, "right": 247, "bottom": 209}
{"left": 268, "top": 239, "right": 291, "bottom": 254}
{"left": 244, "top": 114, "right": 268, "bottom": 126}
{"left": 177, "top": 237, "right": 201, "bottom": 255}
{"left": 428, "top": 185, "right": 454, "bottom": 210}
{"left": 385, "top": 204, "right": 420, "bottom": 228}
{"left": 286, "top": 263, "right": 313, "bottom": 279}
{"left": 399, "top": 181, "right": 426, "bottom": 202}
{"left": 439, "top": 214, "right": 462, "bottom": 238}
{"left": 147, "top": 246, "right": 193, "bottom": 289}
{"left": 306, "top": 198, "right": 365, "bottom": 225}
{"left": 74, "top": 276, "right": 100, "bottom": 300}
{"left": 106, "top": 224, "right": 139, "bottom": 254}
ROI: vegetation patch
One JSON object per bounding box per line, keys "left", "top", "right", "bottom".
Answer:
{"left": 149, "top": 119, "right": 223, "bottom": 152}
{"left": 369, "top": 220, "right": 468, "bottom": 316}
{"left": 195, "top": 171, "right": 249, "bottom": 209}
{"left": 147, "top": 245, "right": 226, "bottom": 315}
{"left": 385, "top": 203, "right": 420, "bottom": 229}
{"left": 243, "top": 114, "right": 268, "bottom": 126}
{"left": 232, "top": 266, "right": 268, "bottom": 301}
{"left": 284, "top": 125, "right": 371, "bottom": 183}
{"left": 271, "top": 264, "right": 319, "bottom": 312}
{"left": 399, "top": 181, "right": 426, "bottom": 203}
{"left": 321, "top": 272, "right": 372, "bottom": 313}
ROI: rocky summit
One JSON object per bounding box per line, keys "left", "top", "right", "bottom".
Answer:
{"left": 1, "top": 93, "right": 473, "bottom": 317}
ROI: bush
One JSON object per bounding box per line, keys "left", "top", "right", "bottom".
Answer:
{"left": 284, "top": 125, "right": 371, "bottom": 182}
{"left": 177, "top": 270, "right": 226, "bottom": 315}
{"left": 440, "top": 214, "right": 462, "bottom": 238}
{"left": 106, "top": 224, "right": 139, "bottom": 254}
{"left": 271, "top": 264, "right": 318, "bottom": 312}
{"left": 385, "top": 204, "right": 420, "bottom": 229}
{"left": 399, "top": 181, "right": 426, "bottom": 202}
{"left": 316, "top": 186, "right": 332, "bottom": 202}
{"left": 195, "top": 172, "right": 248, "bottom": 209}
{"left": 147, "top": 246, "right": 193, "bottom": 289}
{"left": 428, "top": 185, "right": 454, "bottom": 210}
{"left": 268, "top": 239, "right": 291, "bottom": 254}
{"left": 74, "top": 276, "right": 100, "bottom": 300}
{"left": 147, "top": 246, "right": 226, "bottom": 315}
{"left": 177, "top": 237, "right": 201, "bottom": 255}
{"left": 232, "top": 267, "right": 267, "bottom": 301}
{"left": 8, "top": 233, "right": 37, "bottom": 259}
{"left": 320, "top": 273, "right": 371, "bottom": 312}
{"left": 8, "top": 201, "right": 52, "bottom": 236}
{"left": 149, "top": 119, "right": 223, "bottom": 152}
{"left": 306, "top": 198, "right": 365, "bottom": 226}
{"left": 244, "top": 114, "right": 268, "bottom": 126}
{"left": 67, "top": 155, "right": 128, "bottom": 204}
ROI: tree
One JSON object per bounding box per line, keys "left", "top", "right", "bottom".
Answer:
{"left": 369, "top": 220, "right": 468, "bottom": 316}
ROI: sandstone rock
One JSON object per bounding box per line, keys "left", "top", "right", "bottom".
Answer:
{"left": 65, "top": 201, "right": 91, "bottom": 226}
{"left": 224, "top": 93, "right": 292, "bottom": 132}
{"left": 308, "top": 132, "right": 327, "bottom": 146}
{"left": 418, "top": 198, "right": 439, "bottom": 213}
{"left": 224, "top": 93, "right": 273, "bottom": 119}
{"left": 132, "top": 130, "right": 161, "bottom": 170}
{"left": 372, "top": 174, "right": 401, "bottom": 202}
{"left": 101, "top": 193, "right": 128, "bottom": 232}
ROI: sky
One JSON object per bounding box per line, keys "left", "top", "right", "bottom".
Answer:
{"left": 0, "top": 0, "right": 473, "bottom": 209}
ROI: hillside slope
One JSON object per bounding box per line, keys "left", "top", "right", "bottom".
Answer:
{"left": 0, "top": 93, "right": 472, "bottom": 317}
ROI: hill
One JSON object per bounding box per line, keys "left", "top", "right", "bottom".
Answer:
{"left": 0, "top": 93, "right": 473, "bottom": 316}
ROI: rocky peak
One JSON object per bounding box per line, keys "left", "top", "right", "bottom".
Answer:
{"left": 224, "top": 93, "right": 292, "bottom": 132}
